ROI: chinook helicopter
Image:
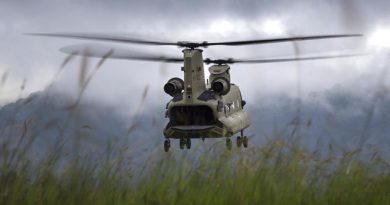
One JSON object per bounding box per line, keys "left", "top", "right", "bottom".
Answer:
{"left": 28, "top": 32, "right": 362, "bottom": 151}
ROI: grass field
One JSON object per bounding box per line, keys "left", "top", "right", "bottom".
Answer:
{"left": 1, "top": 137, "right": 390, "bottom": 205}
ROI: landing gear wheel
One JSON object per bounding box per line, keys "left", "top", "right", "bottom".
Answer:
{"left": 179, "top": 138, "right": 185, "bottom": 149}
{"left": 226, "top": 138, "right": 232, "bottom": 150}
{"left": 186, "top": 138, "right": 191, "bottom": 149}
{"left": 236, "top": 136, "right": 242, "bottom": 148}
{"left": 243, "top": 136, "right": 248, "bottom": 148}
{"left": 164, "top": 139, "right": 170, "bottom": 152}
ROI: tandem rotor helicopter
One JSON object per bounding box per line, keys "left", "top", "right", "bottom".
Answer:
{"left": 29, "top": 32, "right": 363, "bottom": 151}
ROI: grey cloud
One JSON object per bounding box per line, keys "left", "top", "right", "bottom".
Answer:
{"left": 0, "top": 0, "right": 390, "bottom": 111}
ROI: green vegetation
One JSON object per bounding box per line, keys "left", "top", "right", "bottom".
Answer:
{"left": 1, "top": 55, "right": 389, "bottom": 205}
{"left": 1, "top": 138, "right": 389, "bottom": 205}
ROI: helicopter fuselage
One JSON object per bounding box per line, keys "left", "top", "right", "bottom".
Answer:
{"left": 163, "top": 49, "right": 250, "bottom": 139}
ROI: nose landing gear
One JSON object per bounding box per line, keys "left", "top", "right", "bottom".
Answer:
{"left": 186, "top": 138, "right": 191, "bottom": 149}
{"left": 164, "top": 138, "right": 192, "bottom": 152}
{"left": 179, "top": 138, "right": 185, "bottom": 149}
{"left": 226, "top": 138, "right": 232, "bottom": 150}
{"left": 179, "top": 138, "right": 191, "bottom": 150}
{"left": 164, "top": 139, "right": 170, "bottom": 152}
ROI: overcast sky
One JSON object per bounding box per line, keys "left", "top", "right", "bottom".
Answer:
{"left": 1, "top": 0, "right": 390, "bottom": 113}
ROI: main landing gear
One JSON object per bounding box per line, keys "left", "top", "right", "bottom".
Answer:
{"left": 236, "top": 136, "right": 248, "bottom": 148}
{"left": 225, "top": 136, "right": 248, "bottom": 150}
{"left": 179, "top": 138, "right": 191, "bottom": 150}
{"left": 235, "top": 130, "right": 248, "bottom": 149}
{"left": 226, "top": 138, "right": 232, "bottom": 150}
{"left": 164, "top": 138, "right": 192, "bottom": 152}
{"left": 226, "top": 130, "right": 248, "bottom": 150}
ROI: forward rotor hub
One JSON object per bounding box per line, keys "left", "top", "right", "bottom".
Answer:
{"left": 177, "top": 41, "right": 208, "bottom": 49}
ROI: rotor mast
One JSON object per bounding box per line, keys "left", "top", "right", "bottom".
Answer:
{"left": 182, "top": 49, "right": 206, "bottom": 101}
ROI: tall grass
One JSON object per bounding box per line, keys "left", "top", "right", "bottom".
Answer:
{"left": 1, "top": 138, "right": 390, "bottom": 205}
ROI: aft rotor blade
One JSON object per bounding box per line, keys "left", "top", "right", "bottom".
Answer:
{"left": 206, "top": 34, "right": 363, "bottom": 46}
{"left": 26, "top": 32, "right": 178, "bottom": 46}
{"left": 60, "top": 44, "right": 183, "bottom": 63}
{"left": 204, "top": 53, "right": 367, "bottom": 64}
{"left": 229, "top": 53, "right": 366, "bottom": 64}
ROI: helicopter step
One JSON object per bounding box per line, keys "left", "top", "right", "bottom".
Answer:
{"left": 164, "top": 125, "right": 226, "bottom": 139}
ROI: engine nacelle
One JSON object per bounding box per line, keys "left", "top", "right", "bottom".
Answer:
{"left": 209, "top": 65, "right": 231, "bottom": 95}
{"left": 164, "top": 77, "right": 184, "bottom": 96}
{"left": 211, "top": 77, "right": 230, "bottom": 95}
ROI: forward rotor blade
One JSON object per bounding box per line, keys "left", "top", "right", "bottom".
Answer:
{"left": 26, "top": 32, "right": 362, "bottom": 48}
{"left": 206, "top": 34, "right": 363, "bottom": 46}
{"left": 227, "top": 53, "right": 367, "bottom": 64}
{"left": 60, "top": 44, "right": 183, "bottom": 63}
{"left": 26, "top": 32, "right": 178, "bottom": 46}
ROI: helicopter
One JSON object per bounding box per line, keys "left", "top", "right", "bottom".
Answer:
{"left": 28, "top": 32, "right": 363, "bottom": 151}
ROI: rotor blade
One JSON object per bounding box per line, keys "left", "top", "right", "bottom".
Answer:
{"left": 26, "top": 32, "right": 362, "bottom": 48}
{"left": 26, "top": 32, "right": 178, "bottom": 46}
{"left": 204, "top": 53, "right": 367, "bottom": 64}
{"left": 60, "top": 44, "right": 183, "bottom": 63}
{"left": 206, "top": 34, "right": 363, "bottom": 46}
{"left": 228, "top": 53, "right": 367, "bottom": 64}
